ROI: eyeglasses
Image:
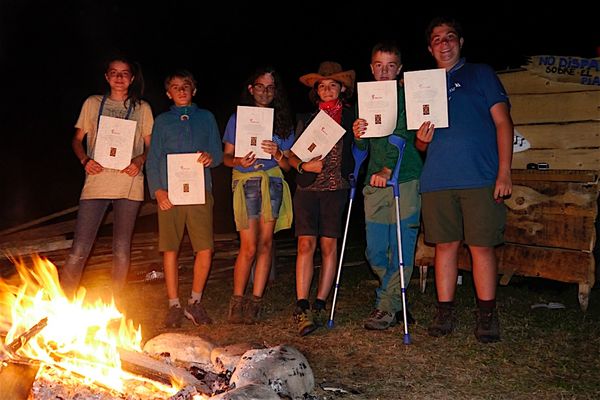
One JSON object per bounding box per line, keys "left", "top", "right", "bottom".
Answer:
{"left": 253, "top": 83, "right": 276, "bottom": 94}
{"left": 107, "top": 70, "right": 132, "bottom": 79}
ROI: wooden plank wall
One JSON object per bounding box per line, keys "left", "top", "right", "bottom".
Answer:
{"left": 498, "top": 70, "right": 600, "bottom": 171}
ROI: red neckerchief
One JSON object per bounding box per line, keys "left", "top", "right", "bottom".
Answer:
{"left": 319, "top": 99, "right": 342, "bottom": 124}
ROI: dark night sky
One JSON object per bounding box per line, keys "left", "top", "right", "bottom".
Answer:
{"left": 0, "top": 1, "right": 598, "bottom": 231}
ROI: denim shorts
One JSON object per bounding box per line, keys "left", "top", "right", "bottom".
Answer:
{"left": 233, "top": 177, "right": 283, "bottom": 219}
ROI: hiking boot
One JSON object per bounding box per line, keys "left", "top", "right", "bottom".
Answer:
{"left": 474, "top": 308, "right": 501, "bottom": 343}
{"left": 164, "top": 305, "right": 183, "bottom": 328}
{"left": 293, "top": 307, "right": 318, "bottom": 337}
{"left": 427, "top": 304, "right": 456, "bottom": 337}
{"left": 364, "top": 309, "right": 396, "bottom": 330}
{"left": 243, "top": 295, "right": 262, "bottom": 324}
{"left": 395, "top": 309, "right": 417, "bottom": 326}
{"left": 184, "top": 301, "right": 212, "bottom": 325}
{"left": 312, "top": 307, "right": 326, "bottom": 327}
{"left": 227, "top": 295, "right": 244, "bottom": 324}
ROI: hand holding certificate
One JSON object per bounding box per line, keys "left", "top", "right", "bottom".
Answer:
{"left": 404, "top": 68, "right": 448, "bottom": 130}
{"left": 290, "top": 110, "right": 346, "bottom": 162}
{"left": 235, "top": 106, "right": 274, "bottom": 159}
{"left": 93, "top": 115, "right": 137, "bottom": 170}
{"left": 357, "top": 80, "right": 398, "bottom": 138}
{"left": 167, "top": 153, "right": 205, "bottom": 205}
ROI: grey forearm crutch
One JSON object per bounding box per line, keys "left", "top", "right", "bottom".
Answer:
{"left": 327, "top": 144, "right": 368, "bottom": 328}
{"left": 386, "top": 135, "right": 411, "bottom": 345}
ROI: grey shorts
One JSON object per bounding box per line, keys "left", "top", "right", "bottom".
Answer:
{"left": 421, "top": 186, "right": 506, "bottom": 247}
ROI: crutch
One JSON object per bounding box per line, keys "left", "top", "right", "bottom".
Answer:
{"left": 327, "top": 144, "right": 368, "bottom": 328}
{"left": 386, "top": 135, "right": 411, "bottom": 345}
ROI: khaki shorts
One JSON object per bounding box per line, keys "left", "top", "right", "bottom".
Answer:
{"left": 422, "top": 186, "right": 506, "bottom": 247}
{"left": 158, "top": 193, "right": 214, "bottom": 252}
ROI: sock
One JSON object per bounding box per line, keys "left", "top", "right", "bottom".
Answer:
{"left": 477, "top": 298, "right": 496, "bottom": 310}
{"left": 296, "top": 299, "right": 310, "bottom": 311}
{"left": 313, "top": 298, "right": 326, "bottom": 311}
{"left": 438, "top": 301, "right": 455, "bottom": 309}
{"left": 168, "top": 298, "right": 181, "bottom": 308}
{"left": 189, "top": 291, "right": 202, "bottom": 305}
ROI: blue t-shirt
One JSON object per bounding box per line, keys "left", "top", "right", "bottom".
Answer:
{"left": 419, "top": 59, "right": 509, "bottom": 193}
{"left": 146, "top": 104, "right": 223, "bottom": 198}
{"left": 223, "top": 113, "right": 294, "bottom": 173}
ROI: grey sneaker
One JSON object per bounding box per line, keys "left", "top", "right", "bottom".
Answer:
{"left": 474, "top": 308, "right": 501, "bottom": 343}
{"left": 243, "top": 295, "right": 262, "bottom": 325}
{"left": 364, "top": 309, "right": 396, "bottom": 330}
{"left": 227, "top": 295, "right": 244, "bottom": 324}
{"left": 184, "top": 301, "right": 212, "bottom": 325}
{"left": 428, "top": 304, "right": 456, "bottom": 337}
{"left": 164, "top": 305, "right": 183, "bottom": 328}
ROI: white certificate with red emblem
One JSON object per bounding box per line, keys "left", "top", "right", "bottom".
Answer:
{"left": 357, "top": 80, "right": 397, "bottom": 138}
{"left": 291, "top": 110, "right": 345, "bottom": 162}
{"left": 167, "top": 153, "right": 205, "bottom": 205}
{"left": 404, "top": 68, "right": 448, "bottom": 130}
{"left": 93, "top": 116, "right": 137, "bottom": 170}
{"left": 235, "top": 106, "right": 274, "bottom": 159}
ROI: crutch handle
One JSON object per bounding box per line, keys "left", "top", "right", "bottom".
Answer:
{"left": 386, "top": 136, "right": 406, "bottom": 196}
{"left": 349, "top": 144, "right": 368, "bottom": 198}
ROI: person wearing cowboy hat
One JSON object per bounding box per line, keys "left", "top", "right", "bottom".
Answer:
{"left": 287, "top": 61, "right": 356, "bottom": 336}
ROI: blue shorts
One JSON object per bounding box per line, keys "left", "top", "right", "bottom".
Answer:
{"left": 233, "top": 177, "right": 283, "bottom": 219}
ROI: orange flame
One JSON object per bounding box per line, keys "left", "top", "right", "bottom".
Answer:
{"left": 0, "top": 255, "right": 177, "bottom": 395}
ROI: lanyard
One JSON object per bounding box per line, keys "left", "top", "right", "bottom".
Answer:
{"left": 90, "top": 95, "right": 134, "bottom": 158}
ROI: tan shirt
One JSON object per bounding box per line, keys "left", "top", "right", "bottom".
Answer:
{"left": 75, "top": 95, "right": 153, "bottom": 201}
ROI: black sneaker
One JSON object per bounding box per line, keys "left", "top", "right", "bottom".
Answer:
{"left": 474, "top": 308, "right": 501, "bottom": 343}
{"left": 428, "top": 304, "right": 456, "bottom": 337}
{"left": 164, "top": 305, "right": 183, "bottom": 328}
{"left": 184, "top": 301, "right": 212, "bottom": 325}
{"left": 395, "top": 309, "right": 416, "bottom": 326}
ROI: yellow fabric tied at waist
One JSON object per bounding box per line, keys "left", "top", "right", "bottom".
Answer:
{"left": 232, "top": 166, "right": 292, "bottom": 233}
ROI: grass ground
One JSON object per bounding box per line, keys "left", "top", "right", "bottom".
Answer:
{"left": 112, "top": 234, "right": 600, "bottom": 400}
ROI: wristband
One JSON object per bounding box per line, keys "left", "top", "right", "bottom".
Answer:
{"left": 274, "top": 150, "right": 283, "bottom": 162}
{"left": 81, "top": 157, "right": 90, "bottom": 166}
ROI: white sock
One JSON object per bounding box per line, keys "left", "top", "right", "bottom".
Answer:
{"left": 169, "top": 298, "right": 181, "bottom": 308}
{"left": 189, "top": 291, "right": 202, "bottom": 304}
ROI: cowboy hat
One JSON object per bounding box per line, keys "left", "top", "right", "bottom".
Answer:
{"left": 299, "top": 61, "right": 355, "bottom": 90}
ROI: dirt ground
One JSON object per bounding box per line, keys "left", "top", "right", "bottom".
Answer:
{"left": 99, "top": 232, "right": 600, "bottom": 400}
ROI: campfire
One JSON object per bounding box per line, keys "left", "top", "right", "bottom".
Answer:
{"left": 0, "top": 256, "right": 207, "bottom": 399}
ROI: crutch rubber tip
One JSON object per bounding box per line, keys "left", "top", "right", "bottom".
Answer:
{"left": 327, "top": 320, "right": 335, "bottom": 329}
{"left": 403, "top": 333, "right": 412, "bottom": 345}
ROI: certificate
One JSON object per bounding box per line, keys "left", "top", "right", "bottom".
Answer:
{"left": 357, "top": 80, "right": 397, "bottom": 138}
{"left": 167, "top": 153, "right": 205, "bottom": 205}
{"left": 94, "top": 115, "right": 137, "bottom": 170}
{"left": 234, "top": 106, "right": 274, "bottom": 159}
{"left": 291, "top": 110, "right": 345, "bottom": 162}
{"left": 404, "top": 68, "right": 449, "bottom": 130}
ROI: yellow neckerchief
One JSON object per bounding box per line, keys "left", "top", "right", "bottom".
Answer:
{"left": 232, "top": 166, "right": 292, "bottom": 233}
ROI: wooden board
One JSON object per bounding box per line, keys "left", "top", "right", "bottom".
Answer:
{"left": 499, "top": 70, "right": 600, "bottom": 94}
{"left": 510, "top": 91, "right": 600, "bottom": 124}
{"left": 416, "top": 241, "right": 594, "bottom": 285}
{"left": 515, "top": 121, "right": 600, "bottom": 149}
{"left": 512, "top": 149, "right": 600, "bottom": 170}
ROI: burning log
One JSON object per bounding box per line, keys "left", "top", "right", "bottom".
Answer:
{"left": 0, "top": 360, "right": 40, "bottom": 400}
{"left": 118, "top": 348, "right": 211, "bottom": 394}
{"left": 2, "top": 317, "right": 48, "bottom": 359}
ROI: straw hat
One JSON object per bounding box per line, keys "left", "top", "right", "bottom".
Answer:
{"left": 299, "top": 61, "right": 355, "bottom": 91}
